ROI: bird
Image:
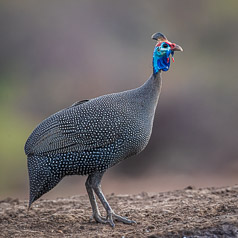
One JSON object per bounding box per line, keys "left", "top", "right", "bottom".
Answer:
{"left": 25, "top": 32, "right": 183, "bottom": 227}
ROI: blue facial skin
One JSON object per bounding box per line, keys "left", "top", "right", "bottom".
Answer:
{"left": 153, "top": 42, "right": 174, "bottom": 75}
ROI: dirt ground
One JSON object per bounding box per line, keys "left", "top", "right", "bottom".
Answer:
{"left": 0, "top": 185, "right": 237, "bottom": 238}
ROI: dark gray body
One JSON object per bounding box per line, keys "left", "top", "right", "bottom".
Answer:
{"left": 25, "top": 74, "right": 162, "bottom": 206}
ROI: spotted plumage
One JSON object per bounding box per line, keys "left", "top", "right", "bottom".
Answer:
{"left": 25, "top": 32, "right": 182, "bottom": 227}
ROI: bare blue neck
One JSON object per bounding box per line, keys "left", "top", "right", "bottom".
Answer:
{"left": 153, "top": 46, "right": 171, "bottom": 74}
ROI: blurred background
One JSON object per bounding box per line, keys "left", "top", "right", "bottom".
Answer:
{"left": 0, "top": 0, "right": 238, "bottom": 200}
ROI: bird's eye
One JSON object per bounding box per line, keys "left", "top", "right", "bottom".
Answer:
{"left": 163, "top": 43, "right": 168, "bottom": 48}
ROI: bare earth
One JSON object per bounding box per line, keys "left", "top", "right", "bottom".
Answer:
{"left": 0, "top": 186, "right": 237, "bottom": 238}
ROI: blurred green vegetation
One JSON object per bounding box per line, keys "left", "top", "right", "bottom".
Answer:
{"left": 0, "top": 73, "right": 33, "bottom": 193}
{"left": 0, "top": 0, "right": 238, "bottom": 198}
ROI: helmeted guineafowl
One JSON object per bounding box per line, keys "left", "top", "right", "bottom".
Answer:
{"left": 25, "top": 32, "right": 183, "bottom": 227}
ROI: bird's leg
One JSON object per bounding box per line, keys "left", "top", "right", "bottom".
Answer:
{"left": 85, "top": 175, "right": 106, "bottom": 224}
{"left": 88, "top": 172, "right": 136, "bottom": 227}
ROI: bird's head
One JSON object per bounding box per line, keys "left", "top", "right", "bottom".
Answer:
{"left": 152, "top": 32, "right": 183, "bottom": 75}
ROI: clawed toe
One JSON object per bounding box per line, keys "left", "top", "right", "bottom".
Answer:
{"left": 91, "top": 212, "right": 136, "bottom": 227}
{"left": 106, "top": 212, "right": 136, "bottom": 227}
{"left": 113, "top": 213, "right": 136, "bottom": 225}
{"left": 90, "top": 213, "right": 107, "bottom": 224}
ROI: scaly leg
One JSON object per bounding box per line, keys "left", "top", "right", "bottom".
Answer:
{"left": 85, "top": 175, "right": 106, "bottom": 223}
{"left": 86, "top": 172, "right": 136, "bottom": 227}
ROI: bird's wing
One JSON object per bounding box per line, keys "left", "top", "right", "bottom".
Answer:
{"left": 25, "top": 98, "right": 125, "bottom": 156}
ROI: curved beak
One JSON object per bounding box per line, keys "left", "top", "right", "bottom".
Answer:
{"left": 171, "top": 44, "right": 183, "bottom": 52}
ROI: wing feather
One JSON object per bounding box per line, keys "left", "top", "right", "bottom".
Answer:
{"left": 25, "top": 97, "right": 125, "bottom": 156}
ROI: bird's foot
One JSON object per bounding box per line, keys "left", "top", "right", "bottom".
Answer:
{"left": 90, "top": 213, "right": 107, "bottom": 224}
{"left": 91, "top": 211, "right": 136, "bottom": 227}
{"left": 109, "top": 212, "right": 136, "bottom": 227}
{"left": 94, "top": 212, "right": 136, "bottom": 227}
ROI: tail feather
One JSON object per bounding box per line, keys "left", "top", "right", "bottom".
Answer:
{"left": 27, "top": 155, "right": 63, "bottom": 208}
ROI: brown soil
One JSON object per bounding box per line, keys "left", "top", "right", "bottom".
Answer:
{"left": 0, "top": 186, "right": 237, "bottom": 238}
